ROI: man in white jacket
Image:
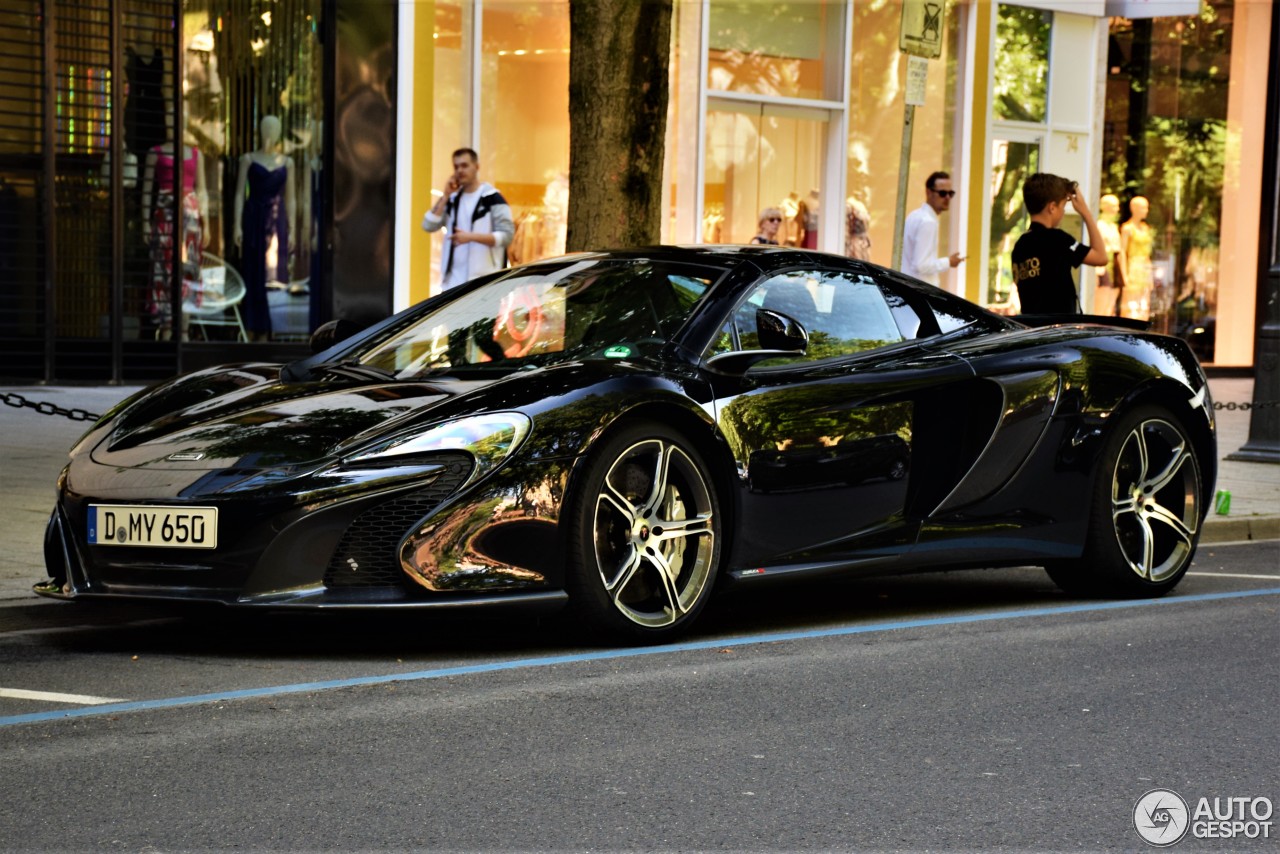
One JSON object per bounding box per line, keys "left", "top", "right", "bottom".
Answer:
{"left": 422, "top": 148, "right": 515, "bottom": 290}
{"left": 901, "top": 170, "right": 964, "bottom": 289}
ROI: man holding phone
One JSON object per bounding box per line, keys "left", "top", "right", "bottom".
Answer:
{"left": 422, "top": 148, "right": 514, "bottom": 291}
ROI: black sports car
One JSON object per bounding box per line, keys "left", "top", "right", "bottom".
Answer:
{"left": 38, "top": 247, "right": 1216, "bottom": 642}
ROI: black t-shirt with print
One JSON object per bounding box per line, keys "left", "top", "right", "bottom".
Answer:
{"left": 1011, "top": 221, "right": 1090, "bottom": 314}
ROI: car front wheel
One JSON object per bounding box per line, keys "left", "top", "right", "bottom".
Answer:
{"left": 565, "top": 421, "right": 721, "bottom": 642}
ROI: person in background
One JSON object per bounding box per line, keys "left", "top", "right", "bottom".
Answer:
{"left": 1011, "top": 173, "right": 1107, "bottom": 315}
{"left": 1093, "top": 193, "right": 1123, "bottom": 315}
{"left": 901, "top": 170, "right": 964, "bottom": 287}
{"left": 751, "top": 207, "right": 783, "bottom": 245}
{"left": 422, "top": 148, "right": 514, "bottom": 291}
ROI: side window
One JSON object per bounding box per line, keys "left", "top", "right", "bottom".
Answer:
{"left": 731, "top": 270, "right": 906, "bottom": 365}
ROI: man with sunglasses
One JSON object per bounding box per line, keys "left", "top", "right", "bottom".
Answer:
{"left": 901, "top": 171, "right": 964, "bottom": 288}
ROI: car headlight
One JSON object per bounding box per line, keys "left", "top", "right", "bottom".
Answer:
{"left": 346, "top": 412, "right": 532, "bottom": 479}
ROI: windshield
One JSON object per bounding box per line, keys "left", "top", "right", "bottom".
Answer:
{"left": 356, "top": 258, "right": 720, "bottom": 378}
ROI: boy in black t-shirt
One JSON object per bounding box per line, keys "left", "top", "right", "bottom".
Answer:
{"left": 1011, "top": 173, "right": 1108, "bottom": 315}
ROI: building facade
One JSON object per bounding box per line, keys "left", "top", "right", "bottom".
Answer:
{"left": 0, "top": 0, "right": 1272, "bottom": 382}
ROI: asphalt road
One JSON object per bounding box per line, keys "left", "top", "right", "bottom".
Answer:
{"left": 1, "top": 542, "right": 1277, "bottom": 852}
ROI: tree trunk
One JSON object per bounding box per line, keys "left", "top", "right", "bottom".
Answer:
{"left": 566, "top": 0, "right": 672, "bottom": 252}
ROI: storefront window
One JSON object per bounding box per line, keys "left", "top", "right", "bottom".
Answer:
{"left": 167, "top": 0, "right": 324, "bottom": 344}
{"left": 706, "top": 0, "right": 842, "bottom": 101}
{"left": 994, "top": 5, "right": 1051, "bottom": 123}
{"left": 703, "top": 102, "right": 826, "bottom": 247}
{"left": 479, "top": 1, "right": 569, "bottom": 266}
{"left": 1103, "top": 4, "right": 1238, "bottom": 363}
{"left": 987, "top": 136, "right": 1040, "bottom": 306}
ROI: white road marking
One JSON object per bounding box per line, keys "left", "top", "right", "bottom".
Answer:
{"left": 1187, "top": 572, "right": 1279, "bottom": 580}
{"left": 0, "top": 688, "right": 127, "bottom": 705}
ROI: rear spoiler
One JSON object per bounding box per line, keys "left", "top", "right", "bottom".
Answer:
{"left": 1015, "top": 313, "right": 1151, "bottom": 332}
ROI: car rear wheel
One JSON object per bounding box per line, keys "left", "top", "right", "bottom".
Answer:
{"left": 565, "top": 421, "right": 721, "bottom": 642}
{"left": 1047, "top": 406, "right": 1202, "bottom": 597}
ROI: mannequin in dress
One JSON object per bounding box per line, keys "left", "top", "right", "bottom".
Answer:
{"left": 235, "top": 114, "right": 296, "bottom": 341}
{"left": 141, "top": 131, "right": 209, "bottom": 340}
{"left": 1118, "top": 195, "right": 1154, "bottom": 321}
{"left": 798, "top": 188, "right": 820, "bottom": 249}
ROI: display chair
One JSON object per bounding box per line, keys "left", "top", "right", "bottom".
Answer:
{"left": 185, "top": 252, "right": 248, "bottom": 342}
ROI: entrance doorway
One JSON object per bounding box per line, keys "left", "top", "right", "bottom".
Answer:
{"left": 987, "top": 134, "right": 1041, "bottom": 308}
{"left": 702, "top": 100, "right": 830, "bottom": 249}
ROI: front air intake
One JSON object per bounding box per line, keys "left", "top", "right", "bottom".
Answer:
{"left": 324, "top": 455, "right": 472, "bottom": 590}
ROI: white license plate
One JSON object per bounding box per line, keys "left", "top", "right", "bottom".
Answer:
{"left": 88, "top": 505, "right": 218, "bottom": 549}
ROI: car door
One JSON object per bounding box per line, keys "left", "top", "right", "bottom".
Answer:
{"left": 706, "top": 268, "right": 973, "bottom": 572}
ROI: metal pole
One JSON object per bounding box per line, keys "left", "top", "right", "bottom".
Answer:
{"left": 41, "top": 0, "right": 57, "bottom": 382}
{"left": 171, "top": 0, "right": 184, "bottom": 371}
{"left": 109, "top": 0, "right": 124, "bottom": 383}
{"left": 891, "top": 103, "right": 916, "bottom": 272}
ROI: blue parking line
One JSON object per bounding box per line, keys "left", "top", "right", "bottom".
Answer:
{"left": 3, "top": 587, "right": 1278, "bottom": 729}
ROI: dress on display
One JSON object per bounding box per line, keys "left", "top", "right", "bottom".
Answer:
{"left": 1120, "top": 223, "right": 1154, "bottom": 321}
{"left": 240, "top": 160, "right": 290, "bottom": 334}
{"left": 799, "top": 198, "right": 819, "bottom": 249}
{"left": 125, "top": 48, "right": 166, "bottom": 159}
{"left": 147, "top": 145, "right": 202, "bottom": 327}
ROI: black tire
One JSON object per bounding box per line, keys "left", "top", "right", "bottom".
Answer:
{"left": 1046, "top": 405, "right": 1203, "bottom": 597}
{"left": 565, "top": 421, "right": 722, "bottom": 643}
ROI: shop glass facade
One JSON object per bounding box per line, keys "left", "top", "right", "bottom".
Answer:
{"left": 986, "top": 4, "right": 1053, "bottom": 306}
{"left": 0, "top": 0, "right": 340, "bottom": 382}
{"left": 1102, "top": 1, "right": 1237, "bottom": 364}
{"left": 706, "top": 0, "right": 843, "bottom": 102}
{"left": 426, "top": 0, "right": 569, "bottom": 288}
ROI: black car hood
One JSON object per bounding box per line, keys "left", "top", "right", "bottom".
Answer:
{"left": 92, "top": 366, "right": 469, "bottom": 471}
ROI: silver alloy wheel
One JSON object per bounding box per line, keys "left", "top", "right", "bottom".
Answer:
{"left": 1110, "top": 417, "right": 1200, "bottom": 583}
{"left": 592, "top": 437, "right": 716, "bottom": 628}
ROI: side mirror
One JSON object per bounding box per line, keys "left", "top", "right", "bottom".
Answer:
{"left": 704, "top": 309, "right": 809, "bottom": 375}
{"left": 756, "top": 308, "right": 809, "bottom": 352}
{"left": 310, "top": 318, "right": 362, "bottom": 354}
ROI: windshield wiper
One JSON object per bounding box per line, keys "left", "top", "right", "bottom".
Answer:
{"left": 309, "top": 359, "right": 399, "bottom": 383}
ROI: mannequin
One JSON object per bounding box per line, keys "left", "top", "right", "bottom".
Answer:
{"left": 141, "top": 131, "right": 209, "bottom": 340}
{"left": 235, "top": 115, "right": 295, "bottom": 341}
{"left": 799, "top": 188, "right": 820, "bottom": 249}
{"left": 1118, "top": 195, "right": 1153, "bottom": 322}
{"left": 780, "top": 193, "right": 802, "bottom": 246}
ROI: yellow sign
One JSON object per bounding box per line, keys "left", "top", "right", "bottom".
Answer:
{"left": 900, "top": 0, "right": 945, "bottom": 59}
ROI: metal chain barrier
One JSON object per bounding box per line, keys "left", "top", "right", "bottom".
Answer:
{"left": 3, "top": 389, "right": 1276, "bottom": 420}
{"left": 1, "top": 392, "right": 100, "bottom": 422}
{"left": 1214, "top": 400, "right": 1280, "bottom": 411}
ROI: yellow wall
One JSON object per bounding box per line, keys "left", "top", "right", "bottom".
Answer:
{"left": 964, "top": 0, "right": 992, "bottom": 305}
{"left": 410, "top": 1, "right": 437, "bottom": 305}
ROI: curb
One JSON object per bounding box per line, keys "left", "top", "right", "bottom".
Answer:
{"left": 1200, "top": 514, "right": 1280, "bottom": 545}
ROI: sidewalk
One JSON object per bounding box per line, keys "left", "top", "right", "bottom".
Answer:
{"left": 1, "top": 377, "right": 1277, "bottom": 603}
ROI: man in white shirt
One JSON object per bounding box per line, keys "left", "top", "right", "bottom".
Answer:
{"left": 901, "top": 170, "right": 964, "bottom": 288}
{"left": 422, "top": 148, "right": 515, "bottom": 290}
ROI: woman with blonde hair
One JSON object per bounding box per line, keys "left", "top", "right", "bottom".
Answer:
{"left": 751, "top": 207, "right": 783, "bottom": 245}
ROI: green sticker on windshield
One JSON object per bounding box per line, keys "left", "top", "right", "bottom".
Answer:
{"left": 603, "top": 345, "right": 632, "bottom": 359}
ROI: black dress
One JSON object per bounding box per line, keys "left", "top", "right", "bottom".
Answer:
{"left": 124, "top": 47, "right": 166, "bottom": 159}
